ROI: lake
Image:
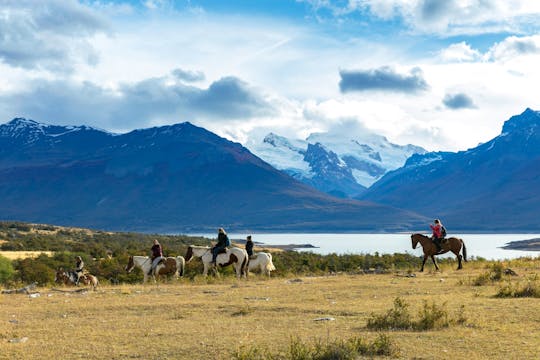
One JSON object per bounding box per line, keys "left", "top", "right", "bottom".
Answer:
{"left": 188, "top": 233, "right": 540, "bottom": 260}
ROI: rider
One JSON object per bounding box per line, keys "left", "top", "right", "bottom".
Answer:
{"left": 430, "top": 219, "right": 445, "bottom": 252}
{"left": 245, "top": 235, "right": 254, "bottom": 258}
{"left": 149, "top": 239, "right": 163, "bottom": 275}
{"left": 210, "top": 228, "right": 230, "bottom": 265}
{"left": 74, "top": 256, "right": 84, "bottom": 285}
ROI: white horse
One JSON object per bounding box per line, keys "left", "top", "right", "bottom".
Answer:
{"left": 248, "top": 252, "right": 276, "bottom": 276}
{"left": 125, "top": 255, "right": 185, "bottom": 283}
{"left": 184, "top": 245, "right": 249, "bottom": 278}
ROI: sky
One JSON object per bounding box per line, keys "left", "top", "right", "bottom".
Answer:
{"left": 1, "top": 0, "right": 540, "bottom": 151}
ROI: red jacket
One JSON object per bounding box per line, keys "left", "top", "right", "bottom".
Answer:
{"left": 430, "top": 224, "right": 442, "bottom": 238}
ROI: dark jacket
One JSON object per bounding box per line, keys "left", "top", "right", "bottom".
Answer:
{"left": 245, "top": 240, "right": 254, "bottom": 256}
{"left": 216, "top": 233, "right": 230, "bottom": 248}
{"left": 151, "top": 244, "right": 163, "bottom": 259}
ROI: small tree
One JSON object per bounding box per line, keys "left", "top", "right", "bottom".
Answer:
{"left": 0, "top": 255, "right": 15, "bottom": 284}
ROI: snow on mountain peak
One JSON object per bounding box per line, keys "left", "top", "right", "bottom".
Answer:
{"left": 249, "top": 127, "right": 426, "bottom": 196}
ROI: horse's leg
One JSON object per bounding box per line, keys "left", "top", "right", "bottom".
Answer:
{"left": 455, "top": 249, "right": 463, "bottom": 270}
{"left": 203, "top": 262, "right": 209, "bottom": 276}
{"left": 431, "top": 255, "right": 439, "bottom": 271}
{"left": 420, "top": 255, "right": 427, "bottom": 272}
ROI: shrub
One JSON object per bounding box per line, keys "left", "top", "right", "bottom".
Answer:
{"left": 495, "top": 281, "right": 540, "bottom": 298}
{"left": 231, "top": 334, "right": 398, "bottom": 360}
{"left": 414, "top": 301, "right": 450, "bottom": 330}
{"left": 0, "top": 255, "right": 15, "bottom": 284}
{"left": 472, "top": 263, "right": 505, "bottom": 286}
{"left": 367, "top": 297, "right": 466, "bottom": 331}
{"left": 366, "top": 297, "right": 412, "bottom": 330}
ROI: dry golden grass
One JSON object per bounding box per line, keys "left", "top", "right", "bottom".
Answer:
{"left": 0, "top": 251, "right": 55, "bottom": 260}
{"left": 1, "top": 261, "right": 539, "bottom": 359}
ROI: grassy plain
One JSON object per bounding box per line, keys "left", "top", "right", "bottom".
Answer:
{"left": 0, "top": 251, "right": 55, "bottom": 260}
{"left": 1, "top": 259, "right": 539, "bottom": 359}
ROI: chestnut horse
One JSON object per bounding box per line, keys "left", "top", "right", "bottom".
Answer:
{"left": 55, "top": 268, "right": 99, "bottom": 291}
{"left": 411, "top": 233, "right": 467, "bottom": 272}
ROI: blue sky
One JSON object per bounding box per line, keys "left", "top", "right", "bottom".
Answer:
{"left": 1, "top": 0, "right": 540, "bottom": 151}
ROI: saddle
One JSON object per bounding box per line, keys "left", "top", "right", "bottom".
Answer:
{"left": 249, "top": 255, "right": 258, "bottom": 260}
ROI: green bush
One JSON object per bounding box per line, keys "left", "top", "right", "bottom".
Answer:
{"left": 495, "top": 281, "right": 540, "bottom": 298}
{"left": 232, "top": 334, "right": 398, "bottom": 359}
{"left": 367, "top": 297, "right": 466, "bottom": 331}
{"left": 472, "top": 263, "right": 505, "bottom": 286}
{"left": 366, "top": 297, "right": 412, "bottom": 330}
{"left": 414, "top": 300, "right": 450, "bottom": 330}
{"left": 0, "top": 255, "right": 15, "bottom": 284}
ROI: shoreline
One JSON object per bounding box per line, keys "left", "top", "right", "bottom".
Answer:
{"left": 501, "top": 238, "right": 540, "bottom": 251}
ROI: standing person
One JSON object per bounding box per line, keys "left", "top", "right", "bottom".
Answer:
{"left": 149, "top": 239, "right": 163, "bottom": 275}
{"left": 430, "top": 219, "right": 445, "bottom": 252}
{"left": 74, "top": 256, "right": 84, "bottom": 285}
{"left": 245, "top": 235, "right": 254, "bottom": 258}
{"left": 211, "top": 228, "right": 230, "bottom": 265}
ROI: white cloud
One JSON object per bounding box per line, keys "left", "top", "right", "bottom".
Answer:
{"left": 439, "top": 42, "right": 481, "bottom": 62}
{"left": 486, "top": 35, "right": 540, "bottom": 62}
{"left": 357, "top": 0, "right": 540, "bottom": 36}
{"left": 0, "top": 0, "right": 110, "bottom": 71}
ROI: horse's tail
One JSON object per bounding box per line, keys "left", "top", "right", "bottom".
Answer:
{"left": 266, "top": 253, "right": 276, "bottom": 272}
{"left": 177, "top": 256, "right": 185, "bottom": 277}
{"left": 242, "top": 253, "right": 249, "bottom": 278}
{"left": 461, "top": 239, "right": 467, "bottom": 262}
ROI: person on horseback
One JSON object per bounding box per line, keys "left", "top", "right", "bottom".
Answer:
{"left": 430, "top": 219, "right": 446, "bottom": 252}
{"left": 74, "top": 256, "right": 84, "bottom": 285}
{"left": 210, "top": 228, "right": 230, "bottom": 265}
{"left": 245, "top": 235, "right": 254, "bottom": 259}
{"left": 149, "top": 239, "right": 163, "bottom": 275}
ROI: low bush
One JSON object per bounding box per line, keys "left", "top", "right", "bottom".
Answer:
{"left": 366, "top": 297, "right": 466, "bottom": 331}
{"left": 231, "top": 334, "right": 398, "bottom": 359}
{"left": 0, "top": 255, "right": 15, "bottom": 284}
{"left": 366, "top": 297, "right": 412, "bottom": 330}
{"left": 495, "top": 281, "right": 540, "bottom": 298}
{"left": 472, "top": 263, "right": 505, "bottom": 286}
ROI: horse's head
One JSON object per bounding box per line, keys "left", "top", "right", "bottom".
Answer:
{"left": 125, "top": 256, "right": 134, "bottom": 273}
{"left": 411, "top": 234, "right": 419, "bottom": 249}
{"left": 184, "top": 246, "right": 193, "bottom": 262}
{"left": 55, "top": 268, "right": 66, "bottom": 284}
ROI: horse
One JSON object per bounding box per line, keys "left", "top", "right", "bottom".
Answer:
{"left": 125, "top": 255, "right": 185, "bottom": 283}
{"left": 54, "top": 268, "right": 99, "bottom": 291}
{"left": 184, "top": 245, "right": 249, "bottom": 278}
{"left": 411, "top": 233, "right": 467, "bottom": 272}
{"left": 247, "top": 252, "right": 276, "bottom": 276}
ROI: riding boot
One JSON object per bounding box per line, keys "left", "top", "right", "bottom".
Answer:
{"left": 148, "top": 268, "right": 153, "bottom": 276}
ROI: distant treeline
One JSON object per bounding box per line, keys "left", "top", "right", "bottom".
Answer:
{"left": 0, "top": 221, "right": 458, "bottom": 286}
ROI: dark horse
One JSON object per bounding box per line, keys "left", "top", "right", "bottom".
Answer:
{"left": 411, "top": 234, "right": 467, "bottom": 271}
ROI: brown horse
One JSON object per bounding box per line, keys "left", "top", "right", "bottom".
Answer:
{"left": 55, "top": 268, "right": 99, "bottom": 291}
{"left": 411, "top": 233, "right": 467, "bottom": 272}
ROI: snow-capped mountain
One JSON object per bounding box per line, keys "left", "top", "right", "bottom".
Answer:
{"left": 0, "top": 117, "right": 428, "bottom": 232}
{"left": 360, "top": 108, "right": 540, "bottom": 230}
{"left": 248, "top": 129, "right": 426, "bottom": 198}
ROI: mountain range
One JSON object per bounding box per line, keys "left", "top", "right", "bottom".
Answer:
{"left": 248, "top": 129, "right": 425, "bottom": 198}
{"left": 360, "top": 108, "right": 540, "bottom": 231}
{"left": 0, "top": 118, "right": 427, "bottom": 232}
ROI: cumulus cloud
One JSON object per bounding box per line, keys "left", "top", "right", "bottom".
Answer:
{"left": 0, "top": 0, "right": 109, "bottom": 71}
{"left": 443, "top": 93, "right": 476, "bottom": 110}
{"left": 313, "top": 0, "right": 540, "bottom": 36}
{"left": 439, "top": 42, "right": 481, "bottom": 63}
{"left": 339, "top": 66, "right": 428, "bottom": 94}
{"left": 486, "top": 35, "right": 540, "bottom": 61}
{"left": 0, "top": 74, "right": 276, "bottom": 131}
{"left": 172, "top": 68, "right": 205, "bottom": 82}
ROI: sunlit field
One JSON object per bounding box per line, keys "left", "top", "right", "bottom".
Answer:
{"left": 1, "top": 258, "right": 539, "bottom": 359}
{"left": 0, "top": 251, "right": 54, "bottom": 260}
